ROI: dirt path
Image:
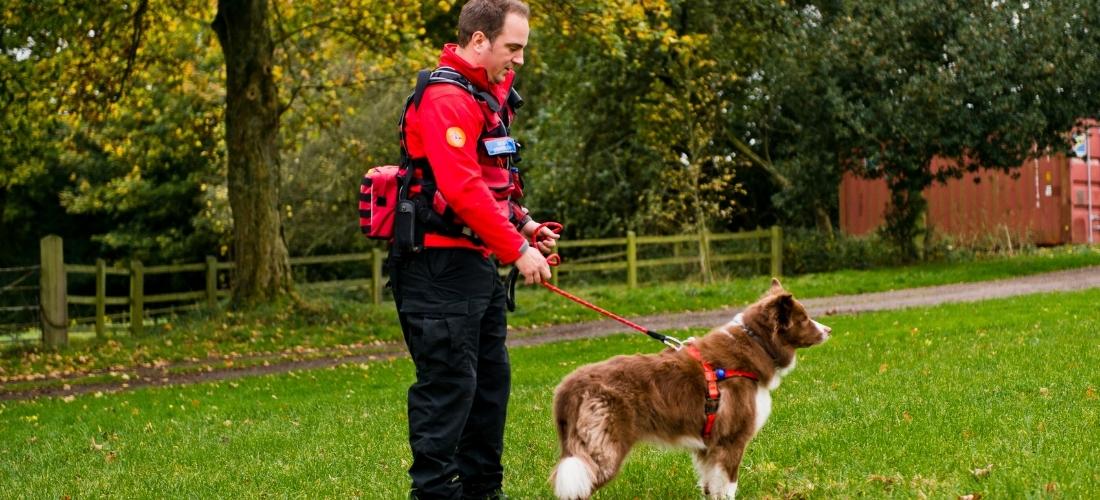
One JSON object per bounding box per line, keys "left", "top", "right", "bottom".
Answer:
{"left": 5, "top": 266, "right": 1100, "bottom": 401}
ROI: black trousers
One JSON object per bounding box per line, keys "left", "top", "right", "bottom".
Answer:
{"left": 391, "top": 248, "right": 510, "bottom": 500}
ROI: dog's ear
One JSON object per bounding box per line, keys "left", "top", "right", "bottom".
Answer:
{"left": 770, "top": 278, "right": 784, "bottom": 293}
{"left": 769, "top": 292, "right": 794, "bottom": 330}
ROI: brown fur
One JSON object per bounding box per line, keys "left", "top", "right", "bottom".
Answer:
{"left": 550, "top": 279, "right": 830, "bottom": 499}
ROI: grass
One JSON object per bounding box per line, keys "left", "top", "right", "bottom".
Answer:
{"left": 2, "top": 287, "right": 1098, "bottom": 498}
{"left": 2, "top": 244, "right": 1098, "bottom": 382}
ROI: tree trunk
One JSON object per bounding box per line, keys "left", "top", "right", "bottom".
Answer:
{"left": 883, "top": 180, "right": 928, "bottom": 262}
{"left": 689, "top": 162, "right": 713, "bottom": 284}
{"left": 211, "top": 0, "right": 292, "bottom": 306}
{"left": 813, "top": 204, "right": 834, "bottom": 237}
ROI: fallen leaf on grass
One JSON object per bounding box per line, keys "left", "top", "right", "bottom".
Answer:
{"left": 867, "top": 474, "right": 900, "bottom": 487}
{"left": 1086, "top": 387, "right": 1097, "bottom": 400}
{"left": 971, "top": 464, "right": 993, "bottom": 478}
{"left": 1045, "top": 482, "right": 1057, "bottom": 493}
{"left": 958, "top": 494, "right": 982, "bottom": 500}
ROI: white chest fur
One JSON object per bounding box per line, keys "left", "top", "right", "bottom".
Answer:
{"left": 754, "top": 356, "right": 796, "bottom": 433}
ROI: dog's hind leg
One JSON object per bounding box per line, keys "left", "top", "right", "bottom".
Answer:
{"left": 552, "top": 397, "right": 632, "bottom": 499}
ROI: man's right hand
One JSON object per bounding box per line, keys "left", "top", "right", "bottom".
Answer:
{"left": 514, "top": 246, "right": 552, "bottom": 284}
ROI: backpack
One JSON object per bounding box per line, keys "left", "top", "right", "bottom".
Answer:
{"left": 357, "top": 165, "right": 404, "bottom": 240}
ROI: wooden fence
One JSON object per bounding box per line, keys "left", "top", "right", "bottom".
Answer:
{"left": 24, "top": 226, "right": 781, "bottom": 347}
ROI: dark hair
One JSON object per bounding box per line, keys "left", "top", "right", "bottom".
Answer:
{"left": 457, "top": 0, "right": 530, "bottom": 46}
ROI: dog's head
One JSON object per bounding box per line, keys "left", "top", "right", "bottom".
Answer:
{"left": 742, "top": 278, "right": 830, "bottom": 349}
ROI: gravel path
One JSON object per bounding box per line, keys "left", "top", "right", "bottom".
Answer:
{"left": 5, "top": 266, "right": 1100, "bottom": 400}
{"left": 509, "top": 265, "right": 1100, "bottom": 346}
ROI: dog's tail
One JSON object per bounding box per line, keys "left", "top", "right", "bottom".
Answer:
{"left": 551, "top": 380, "right": 598, "bottom": 500}
{"left": 551, "top": 455, "right": 595, "bottom": 500}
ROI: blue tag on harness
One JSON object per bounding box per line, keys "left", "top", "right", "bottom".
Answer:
{"left": 483, "top": 137, "right": 517, "bottom": 156}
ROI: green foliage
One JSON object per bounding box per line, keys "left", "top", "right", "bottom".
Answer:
{"left": 756, "top": 0, "right": 1100, "bottom": 257}
{"left": 524, "top": 0, "right": 781, "bottom": 238}
{"left": 57, "top": 30, "right": 229, "bottom": 262}
{"left": 5, "top": 0, "right": 1100, "bottom": 275}
{"left": 280, "top": 78, "right": 412, "bottom": 254}
{"left": 1, "top": 0, "right": 446, "bottom": 265}
{"left": 2, "top": 1, "right": 228, "bottom": 263}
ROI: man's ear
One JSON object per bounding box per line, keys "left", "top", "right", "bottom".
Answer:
{"left": 471, "top": 31, "right": 490, "bottom": 52}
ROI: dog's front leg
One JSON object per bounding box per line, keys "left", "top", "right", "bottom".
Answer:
{"left": 694, "top": 438, "right": 749, "bottom": 500}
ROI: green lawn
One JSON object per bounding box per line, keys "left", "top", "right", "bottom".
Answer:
{"left": 2, "top": 287, "right": 1098, "bottom": 498}
{"left": 2, "top": 244, "right": 1098, "bottom": 382}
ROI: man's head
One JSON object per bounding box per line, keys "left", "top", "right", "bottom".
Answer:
{"left": 457, "top": 0, "right": 530, "bottom": 84}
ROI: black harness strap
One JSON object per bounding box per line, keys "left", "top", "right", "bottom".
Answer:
{"left": 428, "top": 66, "right": 503, "bottom": 113}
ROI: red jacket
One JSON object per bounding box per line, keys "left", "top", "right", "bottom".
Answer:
{"left": 402, "top": 44, "right": 528, "bottom": 264}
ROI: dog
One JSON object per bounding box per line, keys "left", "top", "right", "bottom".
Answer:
{"left": 550, "top": 279, "right": 830, "bottom": 499}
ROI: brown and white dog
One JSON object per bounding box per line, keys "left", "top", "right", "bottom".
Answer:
{"left": 550, "top": 279, "right": 830, "bottom": 499}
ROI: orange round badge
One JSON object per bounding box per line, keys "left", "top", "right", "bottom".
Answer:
{"left": 445, "top": 127, "right": 466, "bottom": 148}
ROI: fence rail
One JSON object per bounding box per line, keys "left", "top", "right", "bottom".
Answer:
{"left": 12, "top": 227, "right": 781, "bottom": 347}
{"left": 0, "top": 264, "right": 40, "bottom": 339}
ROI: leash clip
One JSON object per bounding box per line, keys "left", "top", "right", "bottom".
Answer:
{"left": 661, "top": 335, "right": 684, "bottom": 351}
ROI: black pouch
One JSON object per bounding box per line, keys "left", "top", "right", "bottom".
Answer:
{"left": 394, "top": 198, "right": 424, "bottom": 254}
{"left": 392, "top": 168, "right": 424, "bottom": 255}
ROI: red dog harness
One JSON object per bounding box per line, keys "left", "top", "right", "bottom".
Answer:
{"left": 685, "top": 344, "right": 759, "bottom": 438}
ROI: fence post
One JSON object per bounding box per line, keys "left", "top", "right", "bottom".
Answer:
{"left": 372, "top": 248, "right": 383, "bottom": 305}
{"left": 770, "top": 225, "right": 783, "bottom": 278}
{"left": 205, "top": 256, "right": 218, "bottom": 308}
{"left": 626, "top": 231, "right": 638, "bottom": 289}
{"left": 39, "top": 235, "right": 68, "bottom": 348}
{"left": 95, "top": 258, "right": 106, "bottom": 338}
{"left": 130, "top": 260, "right": 144, "bottom": 337}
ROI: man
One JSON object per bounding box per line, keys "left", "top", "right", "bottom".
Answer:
{"left": 390, "top": 1, "right": 555, "bottom": 498}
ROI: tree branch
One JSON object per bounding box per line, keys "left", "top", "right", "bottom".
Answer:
{"left": 728, "top": 133, "right": 791, "bottom": 188}
{"left": 113, "top": 0, "right": 150, "bottom": 103}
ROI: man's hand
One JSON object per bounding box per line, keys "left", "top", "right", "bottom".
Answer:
{"left": 514, "top": 246, "right": 551, "bottom": 284}
{"left": 521, "top": 220, "right": 560, "bottom": 254}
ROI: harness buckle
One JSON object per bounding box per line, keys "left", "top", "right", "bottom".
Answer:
{"left": 704, "top": 398, "right": 720, "bottom": 414}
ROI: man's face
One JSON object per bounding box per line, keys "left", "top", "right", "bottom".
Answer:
{"left": 475, "top": 13, "right": 528, "bottom": 84}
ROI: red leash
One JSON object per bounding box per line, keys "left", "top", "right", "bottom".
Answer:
{"left": 525, "top": 222, "right": 683, "bottom": 350}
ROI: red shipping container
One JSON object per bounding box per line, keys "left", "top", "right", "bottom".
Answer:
{"left": 840, "top": 128, "right": 1100, "bottom": 245}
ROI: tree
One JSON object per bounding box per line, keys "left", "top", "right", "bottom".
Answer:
{"left": 2, "top": 0, "right": 439, "bottom": 304}
{"left": 1, "top": 0, "right": 218, "bottom": 265}
{"left": 209, "top": 0, "right": 439, "bottom": 304}
{"left": 756, "top": 0, "right": 1100, "bottom": 257}
{"left": 524, "top": 0, "right": 779, "bottom": 246}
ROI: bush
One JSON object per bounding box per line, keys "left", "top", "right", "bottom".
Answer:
{"left": 781, "top": 225, "right": 1052, "bottom": 275}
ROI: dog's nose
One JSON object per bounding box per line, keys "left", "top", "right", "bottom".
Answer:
{"left": 813, "top": 320, "right": 831, "bottom": 336}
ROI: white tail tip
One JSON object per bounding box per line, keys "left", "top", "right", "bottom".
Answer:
{"left": 553, "top": 456, "right": 593, "bottom": 500}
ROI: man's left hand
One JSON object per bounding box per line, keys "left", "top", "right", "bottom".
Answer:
{"left": 521, "top": 220, "right": 560, "bottom": 254}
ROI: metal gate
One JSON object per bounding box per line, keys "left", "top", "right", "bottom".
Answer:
{"left": 0, "top": 265, "right": 40, "bottom": 343}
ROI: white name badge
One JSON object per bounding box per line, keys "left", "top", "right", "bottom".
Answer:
{"left": 483, "top": 137, "right": 517, "bottom": 156}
